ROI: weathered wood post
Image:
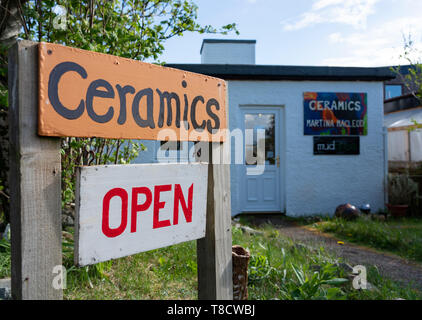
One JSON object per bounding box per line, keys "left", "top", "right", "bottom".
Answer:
{"left": 197, "top": 108, "right": 233, "bottom": 299}
{"left": 8, "top": 40, "right": 62, "bottom": 300}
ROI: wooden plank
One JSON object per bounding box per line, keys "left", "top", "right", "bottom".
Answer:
{"left": 8, "top": 40, "right": 62, "bottom": 299}
{"left": 197, "top": 102, "right": 232, "bottom": 299}
{"left": 38, "top": 42, "right": 227, "bottom": 141}
{"left": 74, "top": 163, "right": 208, "bottom": 266}
{"left": 387, "top": 125, "right": 420, "bottom": 132}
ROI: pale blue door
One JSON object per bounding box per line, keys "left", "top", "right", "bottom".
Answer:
{"left": 240, "top": 108, "right": 282, "bottom": 213}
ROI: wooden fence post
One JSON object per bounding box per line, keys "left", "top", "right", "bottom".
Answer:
{"left": 197, "top": 131, "right": 233, "bottom": 298}
{"left": 8, "top": 40, "right": 62, "bottom": 300}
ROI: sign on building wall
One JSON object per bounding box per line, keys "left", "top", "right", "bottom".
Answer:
{"left": 313, "top": 136, "right": 360, "bottom": 155}
{"left": 304, "top": 92, "right": 367, "bottom": 136}
{"left": 74, "top": 163, "right": 208, "bottom": 266}
{"left": 38, "top": 42, "right": 227, "bottom": 141}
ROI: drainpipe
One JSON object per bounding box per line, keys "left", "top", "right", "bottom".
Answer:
{"left": 408, "top": 129, "right": 412, "bottom": 166}
{"left": 383, "top": 126, "right": 389, "bottom": 205}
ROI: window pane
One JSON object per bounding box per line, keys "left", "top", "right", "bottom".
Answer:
{"left": 244, "top": 113, "right": 275, "bottom": 165}
{"left": 160, "top": 141, "right": 181, "bottom": 151}
{"left": 385, "top": 85, "right": 402, "bottom": 99}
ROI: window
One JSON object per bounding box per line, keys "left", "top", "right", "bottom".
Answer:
{"left": 158, "top": 141, "right": 182, "bottom": 161}
{"left": 244, "top": 113, "right": 276, "bottom": 165}
{"left": 160, "top": 141, "right": 181, "bottom": 151}
{"left": 385, "top": 85, "right": 402, "bottom": 99}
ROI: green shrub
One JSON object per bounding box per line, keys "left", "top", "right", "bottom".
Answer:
{"left": 388, "top": 173, "right": 418, "bottom": 205}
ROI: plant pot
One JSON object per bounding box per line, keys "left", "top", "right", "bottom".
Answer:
{"left": 232, "top": 245, "right": 250, "bottom": 300}
{"left": 386, "top": 203, "right": 408, "bottom": 218}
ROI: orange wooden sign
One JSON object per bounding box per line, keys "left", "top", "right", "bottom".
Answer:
{"left": 38, "top": 42, "right": 227, "bottom": 141}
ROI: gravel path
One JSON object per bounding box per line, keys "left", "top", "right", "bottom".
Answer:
{"left": 247, "top": 216, "right": 422, "bottom": 290}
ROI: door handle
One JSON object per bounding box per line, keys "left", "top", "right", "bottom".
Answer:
{"left": 276, "top": 156, "right": 280, "bottom": 168}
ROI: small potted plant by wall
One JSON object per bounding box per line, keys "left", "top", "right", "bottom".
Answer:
{"left": 387, "top": 173, "right": 418, "bottom": 217}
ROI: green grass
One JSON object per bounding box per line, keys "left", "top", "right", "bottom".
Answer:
{"left": 62, "top": 228, "right": 198, "bottom": 300}
{"left": 231, "top": 223, "right": 421, "bottom": 300}
{"left": 0, "top": 238, "right": 10, "bottom": 279}
{"left": 304, "top": 216, "right": 422, "bottom": 263}
{"left": 1, "top": 223, "right": 421, "bottom": 300}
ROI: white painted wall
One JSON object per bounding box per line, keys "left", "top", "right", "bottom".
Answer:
{"left": 227, "top": 80, "right": 386, "bottom": 217}
{"left": 132, "top": 140, "right": 194, "bottom": 164}
{"left": 201, "top": 42, "right": 255, "bottom": 64}
{"left": 132, "top": 79, "right": 386, "bottom": 217}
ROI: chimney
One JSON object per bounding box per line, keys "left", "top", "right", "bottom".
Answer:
{"left": 200, "top": 39, "right": 256, "bottom": 64}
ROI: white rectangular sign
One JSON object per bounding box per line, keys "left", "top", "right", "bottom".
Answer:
{"left": 74, "top": 163, "right": 208, "bottom": 266}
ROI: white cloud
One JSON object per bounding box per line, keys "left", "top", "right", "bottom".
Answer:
{"left": 328, "top": 32, "right": 342, "bottom": 43}
{"left": 283, "top": 0, "right": 380, "bottom": 31}
{"left": 284, "top": 12, "right": 323, "bottom": 31}
{"left": 312, "top": 0, "right": 345, "bottom": 10}
{"left": 321, "top": 16, "right": 422, "bottom": 66}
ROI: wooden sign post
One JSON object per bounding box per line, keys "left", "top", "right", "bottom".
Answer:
{"left": 9, "top": 41, "right": 62, "bottom": 300}
{"left": 8, "top": 40, "right": 232, "bottom": 300}
{"left": 197, "top": 142, "right": 232, "bottom": 299}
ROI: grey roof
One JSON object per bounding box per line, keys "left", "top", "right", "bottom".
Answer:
{"left": 165, "top": 64, "right": 395, "bottom": 81}
{"left": 388, "top": 64, "right": 413, "bottom": 75}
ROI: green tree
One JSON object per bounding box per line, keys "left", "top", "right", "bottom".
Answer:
{"left": 0, "top": 0, "right": 239, "bottom": 227}
{"left": 391, "top": 34, "right": 422, "bottom": 132}
{"left": 391, "top": 33, "right": 422, "bottom": 104}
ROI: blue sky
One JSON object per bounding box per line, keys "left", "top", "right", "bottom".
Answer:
{"left": 159, "top": 0, "right": 422, "bottom": 67}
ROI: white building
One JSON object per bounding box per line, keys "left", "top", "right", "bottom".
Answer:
{"left": 135, "top": 39, "right": 394, "bottom": 217}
